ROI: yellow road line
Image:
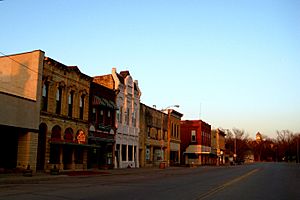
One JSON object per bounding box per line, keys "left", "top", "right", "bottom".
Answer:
{"left": 196, "top": 168, "right": 260, "bottom": 200}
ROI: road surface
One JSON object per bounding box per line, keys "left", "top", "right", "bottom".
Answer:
{"left": 0, "top": 163, "right": 299, "bottom": 200}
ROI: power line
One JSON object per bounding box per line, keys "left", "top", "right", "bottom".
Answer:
{"left": 0, "top": 51, "right": 40, "bottom": 75}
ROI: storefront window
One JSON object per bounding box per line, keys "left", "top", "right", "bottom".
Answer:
{"left": 122, "top": 144, "right": 127, "bottom": 161}
{"left": 75, "top": 148, "right": 83, "bottom": 164}
{"left": 50, "top": 144, "right": 60, "bottom": 164}
{"left": 128, "top": 145, "right": 133, "bottom": 161}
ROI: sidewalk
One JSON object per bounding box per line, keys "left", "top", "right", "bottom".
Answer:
{"left": 0, "top": 166, "right": 185, "bottom": 185}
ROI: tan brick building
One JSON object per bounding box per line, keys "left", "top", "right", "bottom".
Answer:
{"left": 139, "top": 103, "right": 168, "bottom": 167}
{"left": 139, "top": 104, "right": 182, "bottom": 167}
{"left": 38, "top": 56, "right": 92, "bottom": 172}
{"left": 211, "top": 129, "right": 226, "bottom": 165}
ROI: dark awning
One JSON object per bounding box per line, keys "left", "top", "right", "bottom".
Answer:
{"left": 92, "top": 96, "right": 118, "bottom": 109}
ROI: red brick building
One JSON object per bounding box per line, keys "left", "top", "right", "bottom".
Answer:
{"left": 180, "top": 120, "right": 212, "bottom": 166}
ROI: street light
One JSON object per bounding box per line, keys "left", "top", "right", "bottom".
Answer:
{"left": 220, "top": 150, "right": 224, "bottom": 165}
{"left": 160, "top": 105, "right": 180, "bottom": 167}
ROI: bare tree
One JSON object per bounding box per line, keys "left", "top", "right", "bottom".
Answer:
{"left": 276, "top": 130, "right": 299, "bottom": 162}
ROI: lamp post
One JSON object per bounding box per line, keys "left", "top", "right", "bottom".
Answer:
{"left": 161, "top": 105, "right": 179, "bottom": 167}
{"left": 220, "top": 150, "right": 224, "bottom": 165}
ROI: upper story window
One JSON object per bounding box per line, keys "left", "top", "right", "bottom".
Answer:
{"left": 116, "top": 109, "right": 120, "bottom": 123}
{"left": 126, "top": 108, "right": 130, "bottom": 125}
{"left": 132, "top": 111, "right": 136, "bottom": 127}
{"left": 107, "top": 110, "right": 112, "bottom": 126}
{"left": 118, "top": 106, "right": 123, "bottom": 124}
{"left": 98, "top": 109, "right": 104, "bottom": 124}
{"left": 56, "top": 87, "right": 62, "bottom": 115}
{"left": 68, "top": 91, "right": 74, "bottom": 117}
{"left": 191, "top": 130, "right": 196, "bottom": 142}
{"left": 147, "top": 127, "right": 150, "bottom": 138}
{"left": 79, "top": 94, "right": 85, "bottom": 120}
{"left": 91, "top": 107, "right": 97, "bottom": 123}
{"left": 41, "top": 83, "right": 48, "bottom": 111}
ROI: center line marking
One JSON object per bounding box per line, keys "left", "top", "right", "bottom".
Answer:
{"left": 196, "top": 168, "right": 260, "bottom": 200}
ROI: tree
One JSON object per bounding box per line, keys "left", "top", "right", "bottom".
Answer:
{"left": 276, "top": 130, "right": 300, "bottom": 162}
{"left": 224, "top": 128, "right": 250, "bottom": 163}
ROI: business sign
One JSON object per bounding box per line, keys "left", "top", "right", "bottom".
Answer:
{"left": 77, "top": 130, "right": 86, "bottom": 144}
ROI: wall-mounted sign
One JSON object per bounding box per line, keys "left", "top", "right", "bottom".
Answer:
{"left": 77, "top": 130, "right": 86, "bottom": 144}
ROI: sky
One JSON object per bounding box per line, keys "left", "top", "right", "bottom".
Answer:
{"left": 1, "top": 0, "right": 299, "bottom": 139}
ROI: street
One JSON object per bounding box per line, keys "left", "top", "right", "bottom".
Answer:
{"left": 0, "top": 163, "right": 299, "bottom": 200}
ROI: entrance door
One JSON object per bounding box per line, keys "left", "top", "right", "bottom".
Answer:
{"left": 63, "top": 146, "right": 73, "bottom": 170}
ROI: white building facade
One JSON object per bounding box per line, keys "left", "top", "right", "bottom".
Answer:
{"left": 111, "top": 69, "right": 141, "bottom": 168}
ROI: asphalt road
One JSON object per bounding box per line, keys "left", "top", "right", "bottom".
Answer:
{"left": 0, "top": 163, "right": 299, "bottom": 200}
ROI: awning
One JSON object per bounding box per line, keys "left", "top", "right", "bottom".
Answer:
{"left": 92, "top": 96, "right": 118, "bottom": 109}
{"left": 49, "top": 140, "right": 96, "bottom": 148}
{"left": 89, "top": 136, "right": 115, "bottom": 143}
{"left": 184, "top": 145, "right": 211, "bottom": 154}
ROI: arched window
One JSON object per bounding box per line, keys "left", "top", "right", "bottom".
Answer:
{"left": 51, "top": 125, "right": 61, "bottom": 140}
{"left": 64, "top": 128, "right": 73, "bottom": 142}
{"left": 50, "top": 125, "right": 61, "bottom": 164}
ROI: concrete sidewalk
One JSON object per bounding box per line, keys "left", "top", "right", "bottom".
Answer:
{"left": 0, "top": 166, "right": 186, "bottom": 184}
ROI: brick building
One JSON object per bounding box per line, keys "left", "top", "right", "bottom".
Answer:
{"left": 139, "top": 104, "right": 183, "bottom": 167}
{"left": 167, "top": 109, "right": 183, "bottom": 166}
{"left": 180, "top": 120, "right": 212, "bottom": 166}
{"left": 39, "top": 56, "right": 92, "bottom": 172}
{"left": 0, "top": 50, "right": 44, "bottom": 172}
{"left": 139, "top": 103, "right": 168, "bottom": 167}
{"left": 88, "top": 80, "right": 118, "bottom": 169}
{"left": 211, "top": 129, "right": 226, "bottom": 165}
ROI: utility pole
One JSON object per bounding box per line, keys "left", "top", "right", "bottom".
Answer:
{"left": 234, "top": 133, "right": 237, "bottom": 163}
{"left": 297, "top": 136, "right": 299, "bottom": 163}
{"left": 167, "top": 109, "right": 171, "bottom": 167}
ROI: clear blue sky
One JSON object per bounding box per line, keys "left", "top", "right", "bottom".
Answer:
{"left": 1, "top": 0, "right": 299, "bottom": 139}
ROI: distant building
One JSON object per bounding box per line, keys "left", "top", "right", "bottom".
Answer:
{"left": 167, "top": 109, "right": 183, "bottom": 166}
{"left": 0, "top": 50, "right": 44, "bottom": 172}
{"left": 211, "top": 129, "right": 226, "bottom": 165}
{"left": 180, "top": 120, "right": 212, "bottom": 166}
{"left": 93, "top": 68, "right": 141, "bottom": 168}
{"left": 256, "top": 132, "right": 262, "bottom": 143}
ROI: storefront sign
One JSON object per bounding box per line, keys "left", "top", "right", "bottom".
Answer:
{"left": 77, "top": 130, "right": 86, "bottom": 144}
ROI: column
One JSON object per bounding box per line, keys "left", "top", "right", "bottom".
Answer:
{"left": 178, "top": 150, "right": 181, "bottom": 164}
{"left": 59, "top": 146, "right": 63, "bottom": 170}
{"left": 17, "top": 131, "right": 38, "bottom": 172}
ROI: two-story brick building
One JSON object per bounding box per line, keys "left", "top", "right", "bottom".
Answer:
{"left": 167, "top": 109, "right": 183, "bottom": 166}
{"left": 180, "top": 120, "right": 212, "bottom": 166}
{"left": 139, "top": 103, "right": 168, "bottom": 167}
{"left": 88, "top": 80, "right": 118, "bottom": 169}
{"left": 211, "top": 129, "right": 226, "bottom": 165}
{"left": 39, "top": 56, "right": 92, "bottom": 172}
